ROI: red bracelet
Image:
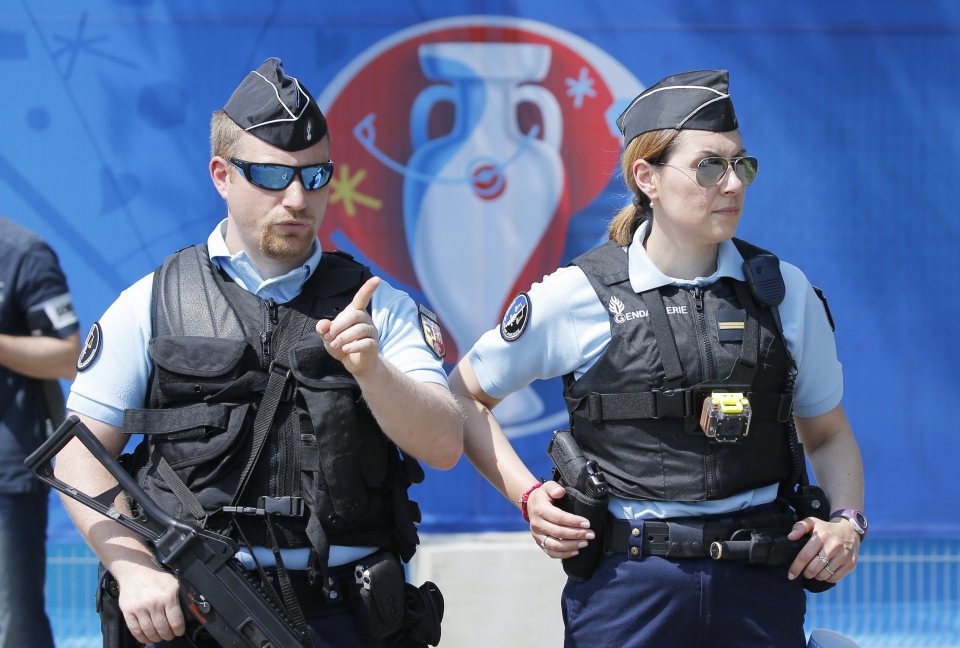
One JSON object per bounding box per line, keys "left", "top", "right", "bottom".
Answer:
{"left": 519, "top": 482, "right": 543, "bottom": 523}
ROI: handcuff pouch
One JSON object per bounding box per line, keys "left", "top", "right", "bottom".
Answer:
{"left": 349, "top": 551, "right": 406, "bottom": 639}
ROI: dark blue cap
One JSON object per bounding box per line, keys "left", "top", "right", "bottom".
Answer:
{"left": 223, "top": 58, "right": 328, "bottom": 151}
{"left": 616, "top": 70, "right": 738, "bottom": 146}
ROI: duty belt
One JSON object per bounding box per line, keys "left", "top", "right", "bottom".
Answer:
{"left": 604, "top": 508, "right": 796, "bottom": 559}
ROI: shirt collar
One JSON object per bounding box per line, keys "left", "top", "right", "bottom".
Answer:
{"left": 627, "top": 219, "right": 745, "bottom": 293}
{"left": 207, "top": 219, "right": 323, "bottom": 302}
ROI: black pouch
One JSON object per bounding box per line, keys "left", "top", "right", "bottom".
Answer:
{"left": 96, "top": 565, "right": 141, "bottom": 648}
{"left": 391, "top": 581, "right": 444, "bottom": 647}
{"left": 349, "top": 551, "right": 406, "bottom": 640}
{"left": 786, "top": 486, "right": 837, "bottom": 594}
{"left": 555, "top": 485, "right": 608, "bottom": 581}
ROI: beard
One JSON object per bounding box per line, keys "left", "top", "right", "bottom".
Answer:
{"left": 259, "top": 221, "right": 317, "bottom": 261}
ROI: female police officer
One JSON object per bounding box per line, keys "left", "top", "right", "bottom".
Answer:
{"left": 449, "top": 70, "right": 865, "bottom": 646}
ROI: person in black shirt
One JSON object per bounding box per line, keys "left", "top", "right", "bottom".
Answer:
{"left": 0, "top": 216, "right": 81, "bottom": 648}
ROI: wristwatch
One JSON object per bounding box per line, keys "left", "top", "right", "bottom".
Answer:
{"left": 830, "top": 508, "right": 868, "bottom": 539}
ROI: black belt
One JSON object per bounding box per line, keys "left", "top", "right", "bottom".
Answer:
{"left": 259, "top": 560, "right": 358, "bottom": 618}
{"left": 604, "top": 508, "right": 796, "bottom": 559}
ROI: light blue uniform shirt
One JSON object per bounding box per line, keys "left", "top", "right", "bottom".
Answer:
{"left": 468, "top": 220, "right": 843, "bottom": 520}
{"left": 68, "top": 220, "right": 449, "bottom": 566}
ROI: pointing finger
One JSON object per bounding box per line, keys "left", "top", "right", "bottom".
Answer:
{"left": 349, "top": 276, "right": 381, "bottom": 311}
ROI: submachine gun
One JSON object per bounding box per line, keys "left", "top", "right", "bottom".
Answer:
{"left": 25, "top": 415, "right": 312, "bottom": 648}
{"left": 547, "top": 430, "right": 609, "bottom": 581}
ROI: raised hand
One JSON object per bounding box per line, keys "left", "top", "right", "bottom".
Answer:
{"left": 316, "top": 276, "right": 382, "bottom": 376}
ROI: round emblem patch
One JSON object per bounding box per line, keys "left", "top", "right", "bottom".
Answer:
{"left": 76, "top": 322, "right": 102, "bottom": 371}
{"left": 500, "top": 292, "right": 531, "bottom": 342}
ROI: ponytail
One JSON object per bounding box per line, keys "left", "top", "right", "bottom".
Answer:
{"left": 607, "top": 128, "right": 682, "bottom": 245}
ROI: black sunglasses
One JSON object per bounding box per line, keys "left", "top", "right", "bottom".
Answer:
{"left": 659, "top": 156, "right": 759, "bottom": 188}
{"left": 228, "top": 157, "right": 335, "bottom": 191}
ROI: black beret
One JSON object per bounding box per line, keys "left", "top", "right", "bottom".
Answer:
{"left": 223, "top": 57, "right": 328, "bottom": 152}
{"left": 616, "top": 69, "right": 738, "bottom": 147}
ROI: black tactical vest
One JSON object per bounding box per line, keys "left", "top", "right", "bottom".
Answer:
{"left": 122, "top": 245, "right": 423, "bottom": 565}
{"left": 563, "top": 240, "right": 794, "bottom": 502}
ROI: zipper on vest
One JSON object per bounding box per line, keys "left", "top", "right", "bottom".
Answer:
{"left": 692, "top": 287, "right": 716, "bottom": 379}
{"left": 260, "top": 299, "right": 279, "bottom": 363}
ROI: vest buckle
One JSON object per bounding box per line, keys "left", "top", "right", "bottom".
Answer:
{"left": 223, "top": 496, "right": 305, "bottom": 517}
{"left": 258, "top": 496, "right": 305, "bottom": 517}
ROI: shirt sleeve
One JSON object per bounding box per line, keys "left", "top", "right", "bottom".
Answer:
{"left": 17, "top": 241, "right": 79, "bottom": 338}
{"left": 467, "top": 266, "right": 611, "bottom": 399}
{"left": 779, "top": 262, "right": 844, "bottom": 418}
{"left": 371, "top": 280, "right": 449, "bottom": 387}
{"left": 66, "top": 273, "right": 155, "bottom": 427}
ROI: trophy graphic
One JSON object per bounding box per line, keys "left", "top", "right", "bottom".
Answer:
{"left": 403, "top": 42, "right": 566, "bottom": 426}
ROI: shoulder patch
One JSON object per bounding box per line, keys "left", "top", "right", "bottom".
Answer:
{"left": 77, "top": 322, "right": 102, "bottom": 371}
{"left": 811, "top": 286, "right": 835, "bottom": 332}
{"left": 418, "top": 304, "right": 446, "bottom": 359}
{"left": 500, "top": 292, "right": 531, "bottom": 342}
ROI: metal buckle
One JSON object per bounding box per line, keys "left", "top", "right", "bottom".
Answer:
{"left": 652, "top": 388, "right": 687, "bottom": 419}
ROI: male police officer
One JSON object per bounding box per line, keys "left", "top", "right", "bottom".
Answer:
{"left": 0, "top": 216, "right": 80, "bottom": 648}
{"left": 57, "top": 58, "right": 462, "bottom": 647}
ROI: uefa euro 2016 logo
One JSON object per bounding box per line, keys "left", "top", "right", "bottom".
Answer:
{"left": 317, "top": 16, "right": 641, "bottom": 438}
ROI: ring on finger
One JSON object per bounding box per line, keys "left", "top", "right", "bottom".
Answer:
{"left": 817, "top": 553, "right": 829, "bottom": 567}
{"left": 823, "top": 563, "right": 836, "bottom": 576}
{"left": 540, "top": 536, "right": 548, "bottom": 549}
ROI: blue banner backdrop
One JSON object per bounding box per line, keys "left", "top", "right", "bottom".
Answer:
{"left": 2, "top": 1, "right": 957, "bottom": 541}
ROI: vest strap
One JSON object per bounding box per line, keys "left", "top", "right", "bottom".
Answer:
{"left": 156, "top": 457, "right": 207, "bottom": 522}
{"left": 124, "top": 402, "right": 231, "bottom": 434}
{"left": 570, "top": 389, "right": 787, "bottom": 423}
{"left": 232, "top": 360, "right": 292, "bottom": 506}
{"left": 725, "top": 281, "right": 762, "bottom": 384}
{"left": 640, "top": 290, "right": 685, "bottom": 387}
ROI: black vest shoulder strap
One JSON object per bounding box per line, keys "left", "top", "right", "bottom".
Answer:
{"left": 731, "top": 237, "right": 774, "bottom": 264}
{"left": 151, "top": 244, "right": 247, "bottom": 340}
{"left": 569, "top": 240, "right": 630, "bottom": 287}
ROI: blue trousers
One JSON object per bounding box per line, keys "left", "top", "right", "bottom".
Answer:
{"left": 0, "top": 490, "right": 55, "bottom": 648}
{"left": 562, "top": 552, "right": 807, "bottom": 648}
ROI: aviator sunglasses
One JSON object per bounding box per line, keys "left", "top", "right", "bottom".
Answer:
{"left": 229, "top": 157, "right": 335, "bottom": 191}
{"left": 658, "top": 156, "right": 759, "bottom": 188}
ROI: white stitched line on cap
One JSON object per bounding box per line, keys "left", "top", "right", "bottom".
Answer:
{"left": 674, "top": 94, "right": 730, "bottom": 129}
{"left": 244, "top": 70, "right": 312, "bottom": 130}
{"left": 620, "top": 84, "right": 727, "bottom": 129}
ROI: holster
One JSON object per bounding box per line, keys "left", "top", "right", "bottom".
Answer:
{"left": 786, "top": 486, "right": 837, "bottom": 594}
{"left": 95, "top": 565, "right": 141, "bottom": 648}
{"left": 554, "top": 485, "right": 608, "bottom": 582}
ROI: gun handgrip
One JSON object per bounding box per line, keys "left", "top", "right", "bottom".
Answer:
{"left": 24, "top": 413, "right": 84, "bottom": 473}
